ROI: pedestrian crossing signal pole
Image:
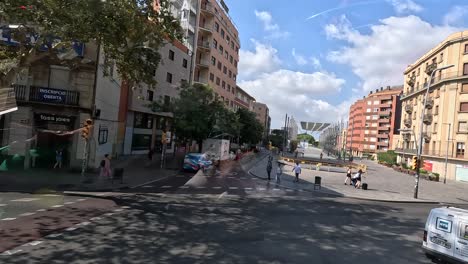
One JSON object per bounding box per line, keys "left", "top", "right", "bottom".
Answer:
{"left": 80, "top": 119, "right": 93, "bottom": 181}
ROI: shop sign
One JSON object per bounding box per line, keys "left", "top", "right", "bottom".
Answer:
{"left": 35, "top": 113, "right": 74, "bottom": 126}
{"left": 37, "top": 88, "right": 67, "bottom": 103}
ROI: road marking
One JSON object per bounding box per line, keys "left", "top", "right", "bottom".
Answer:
{"left": 46, "top": 233, "right": 62, "bottom": 238}
{"left": 104, "top": 213, "right": 114, "bottom": 216}
{"left": 273, "top": 188, "right": 280, "bottom": 191}
{"left": 244, "top": 188, "right": 253, "bottom": 191}
{"left": 10, "top": 198, "right": 40, "bottom": 202}
{"left": 114, "top": 208, "right": 124, "bottom": 212}
{"left": 196, "top": 186, "right": 206, "bottom": 189}
{"left": 161, "top": 186, "right": 172, "bottom": 188}
{"left": 1, "top": 249, "right": 23, "bottom": 255}
{"left": 213, "top": 186, "right": 222, "bottom": 189}
{"left": 41, "top": 194, "right": 61, "bottom": 197}
{"left": 77, "top": 199, "right": 86, "bottom": 202}
{"left": 142, "top": 185, "right": 154, "bottom": 188}
{"left": 218, "top": 191, "right": 227, "bottom": 199}
{"left": 51, "top": 205, "right": 63, "bottom": 208}
{"left": 19, "top": 212, "right": 35, "bottom": 217}
{"left": 64, "top": 202, "right": 75, "bottom": 205}
{"left": 121, "top": 206, "right": 131, "bottom": 209}
{"left": 36, "top": 209, "right": 46, "bottom": 212}
{"left": 258, "top": 188, "right": 266, "bottom": 191}
{"left": 77, "top": 221, "right": 91, "bottom": 226}
{"left": 227, "top": 177, "right": 235, "bottom": 179}
{"left": 28, "top": 241, "right": 43, "bottom": 246}
{"left": 0, "top": 204, "right": 7, "bottom": 207}
{"left": 65, "top": 227, "right": 78, "bottom": 231}
{"left": 228, "top": 187, "right": 238, "bottom": 190}
{"left": 90, "top": 217, "right": 102, "bottom": 221}
{"left": 179, "top": 186, "right": 189, "bottom": 189}
{"left": 285, "top": 189, "right": 293, "bottom": 192}
{"left": 1, "top": 217, "right": 16, "bottom": 221}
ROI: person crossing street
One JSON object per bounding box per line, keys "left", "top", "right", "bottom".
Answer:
{"left": 292, "top": 161, "right": 302, "bottom": 183}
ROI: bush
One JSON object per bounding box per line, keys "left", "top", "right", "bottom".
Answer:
{"left": 402, "top": 163, "right": 409, "bottom": 169}
{"left": 419, "top": 169, "right": 427, "bottom": 174}
{"left": 433, "top": 172, "right": 440, "bottom": 177}
{"left": 377, "top": 151, "right": 397, "bottom": 165}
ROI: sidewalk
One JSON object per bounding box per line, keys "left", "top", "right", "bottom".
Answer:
{"left": 0, "top": 153, "right": 183, "bottom": 193}
{"left": 249, "top": 155, "right": 468, "bottom": 204}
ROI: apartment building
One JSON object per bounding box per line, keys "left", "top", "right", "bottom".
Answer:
{"left": 395, "top": 30, "right": 468, "bottom": 182}
{"left": 194, "top": 0, "right": 240, "bottom": 110}
{"left": 253, "top": 102, "right": 270, "bottom": 140}
{"left": 346, "top": 86, "right": 403, "bottom": 157}
{"left": 234, "top": 85, "right": 255, "bottom": 111}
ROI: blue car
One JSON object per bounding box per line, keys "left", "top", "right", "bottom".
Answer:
{"left": 183, "top": 153, "right": 213, "bottom": 172}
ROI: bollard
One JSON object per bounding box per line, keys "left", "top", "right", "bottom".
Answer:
{"left": 314, "top": 176, "right": 321, "bottom": 190}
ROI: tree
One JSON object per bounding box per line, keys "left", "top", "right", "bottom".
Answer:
{"left": 297, "top": 133, "right": 317, "bottom": 145}
{"left": 237, "top": 108, "right": 263, "bottom": 145}
{"left": 172, "top": 83, "right": 220, "bottom": 151}
{"left": 0, "top": 0, "right": 182, "bottom": 88}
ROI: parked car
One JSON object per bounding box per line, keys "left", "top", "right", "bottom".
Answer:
{"left": 183, "top": 153, "right": 213, "bottom": 172}
{"left": 423, "top": 206, "right": 468, "bottom": 264}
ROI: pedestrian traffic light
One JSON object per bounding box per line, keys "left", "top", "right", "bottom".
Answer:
{"left": 411, "top": 156, "right": 418, "bottom": 170}
{"left": 81, "top": 119, "right": 93, "bottom": 140}
{"left": 161, "top": 132, "right": 166, "bottom": 144}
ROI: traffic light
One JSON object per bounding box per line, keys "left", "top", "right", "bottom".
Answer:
{"left": 81, "top": 119, "right": 93, "bottom": 140}
{"left": 161, "top": 132, "right": 166, "bottom": 144}
{"left": 411, "top": 156, "right": 418, "bottom": 170}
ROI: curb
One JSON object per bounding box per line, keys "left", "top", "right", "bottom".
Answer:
{"left": 247, "top": 162, "right": 442, "bottom": 205}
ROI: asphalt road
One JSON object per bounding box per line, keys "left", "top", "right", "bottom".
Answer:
{"left": 1, "top": 158, "right": 464, "bottom": 264}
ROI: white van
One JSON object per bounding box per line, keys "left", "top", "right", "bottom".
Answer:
{"left": 423, "top": 207, "right": 468, "bottom": 263}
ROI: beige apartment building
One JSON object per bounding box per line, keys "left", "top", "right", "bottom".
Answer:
{"left": 194, "top": 0, "right": 240, "bottom": 110}
{"left": 253, "top": 102, "right": 270, "bottom": 141}
{"left": 234, "top": 86, "right": 255, "bottom": 111}
{"left": 395, "top": 30, "right": 468, "bottom": 182}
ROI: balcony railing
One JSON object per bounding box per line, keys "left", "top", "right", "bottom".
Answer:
{"left": 193, "top": 77, "right": 208, "bottom": 85}
{"left": 377, "top": 134, "right": 389, "bottom": 139}
{"left": 14, "top": 85, "right": 80, "bottom": 106}
{"left": 197, "top": 41, "right": 211, "bottom": 50}
{"left": 423, "top": 113, "right": 433, "bottom": 125}
{"left": 425, "top": 98, "right": 434, "bottom": 109}
{"left": 377, "top": 141, "right": 389, "bottom": 146}
{"left": 378, "top": 126, "right": 390, "bottom": 131}
{"left": 404, "top": 118, "right": 412, "bottom": 127}
{"left": 395, "top": 148, "right": 466, "bottom": 160}
{"left": 379, "top": 110, "right": 391, "bottom": 116}
{"left": 422, "top": 132, "right": 431, "bottom": 143}
{"left": 402, "top": 134, "right": 411, "bottom": 141}
{"left": 401, "top": 71, "right": 468, "bottom": 99}
{"left": 200, "top": 3, "right": 215, "bottom": 15}
{"left": 407, "top": 75, "right": 416, "bottom": 87}
{"left": 378, "top": 118, "right": 390, "bottom": 123}
{"left": 404, "top": 104, "right": 413, "bottom": 113}
{"left": 199, "top": 23, "right": 213, "bottom": 34}
{"left": 196, "top": 59, "right": 210, "bottom": 68}
{"left": 425, "top": 62, "right": 437, "bottom": 75}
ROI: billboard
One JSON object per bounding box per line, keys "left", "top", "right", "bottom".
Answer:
{"left": 0, "top": 87, "right": 18, "bottom": 116}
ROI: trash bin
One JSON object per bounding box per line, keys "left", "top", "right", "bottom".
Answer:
{"left": 113, "top": 168, "right": 124, "bottom": 184}
{"left": 314, "top": 176, "right": 321, "bottom": 190}
{"left": 362, "top": 183, "right": 368, "bottom": 190}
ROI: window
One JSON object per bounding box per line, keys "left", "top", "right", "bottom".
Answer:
{"left": 372, "top": 115, "right": 378, "bottom": 120}
{"left": 233, "top": 74, "right": 236, "bottom": 81}
{"left": 373, "top": 108, "right": 379, "bottom": 112}
{"left": 227, "top": 84, "right": 231, "bottom": 92}
{"left": 465, "top": 44, "right": 468, "bottom": 54}
{"left": 374, "top": 100, "right": 379, "bottom": 105}
{"left": 169, "top": 50, "right": 175, "bottom": 60}
{"left": 219, "top": 45, "right": 224, "bottom": 54}
{"left": 216, "top": 77, "right": 220, "bottom": 85}
{"left": 459, "top": 222, "right": 468, "bottom": 239}
{"left": 211, "top": 56, "right": 216, "bottom": 66}
{"left": 226, "top": 35, "right": 230, "bottom": 43}
{"left": 234, "top": 60, "right": 238, "bottom": 68}
{"left": 225, "top": 51, "right": 229, "bottom": 59}
{"left": 209, "top": 73, "right": 214, "bottom": 81}
{"left": 217, "top": 62, "right": 222, "bottom": 70}
{"left": 229, "top": 55, "right": 233, "bottom": 64}
{"left": 366, "top": 108, "right": 371, "bottom": 113}
{"left": 235, "top": 46, "right": 239, "bottom": 54}
{"left": 464, "top": 63, "right": 468, "bottom": 75}
{"left": 457, "top": 142, "right": 465, "bottom": 158}
{"left": 223, "top": 66, "right": 227, "bottom": 74}
{"left": 182, "top": 58, "right": 188, "bottom": 68}
{"left": 435, "top": 105, "right": 439, "bottom": 115}
{"left": 459, "top": 121, "right": 468, "bottom": 132}
{"left": 147, "top": 90, "right": 154, "bottom": 101}
{"left": 229, "top": 70, "right": 232, "bottom": 78}
{"left": 213, "top": 39, "right": 218, "bottom": 49}
{"left": 366, "top": 116, "right": 371, "bottom": 120}
{"left": 221, "top": 29, "right": 225, "bottom": 38}
{"left": 231, "top": 42, "right": 234, "bottom": 50}
{"left": 166, "top": 72, "right": 173, "bottom": 83}
{"left": 215, "top": 22, "right": 219, "bottom": 32}
{"left": 222, "top": 81, "right": 225, "bottom": 89}
{"left": 164, "top": 95, "right": 171, "bottom": 106}
{"left": 433, "top": 123, "right": 438, "bottom": 133}
{"left": 132, "top": 134, "right": 152, "bottom": 151}
{"left": 440, "top": 53, "right": 443, "bottom": 63}
{"left": 463, "top": 83, "right": 468, "bottom": 93}
{"left": 98, "top": 127, "right": 108, "bottom": 145}
{"left": 461, "top": 102, "right": 468, "bottom": 112}
{"left": 367, "top": 101, "right": 372, "bottom": 105}
{"left": 134, "top": 112, "right": 153, "bottom": 129}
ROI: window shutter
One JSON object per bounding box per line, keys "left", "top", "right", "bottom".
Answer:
{"left": 461, "top": 102, "right": 468, "bottom": 112}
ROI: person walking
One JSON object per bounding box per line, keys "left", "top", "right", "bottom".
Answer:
{"left": 352, "top": 169, "right": 363, "bottom": 188}
{"left": 266, "top": 156, "right": 273, "bottom": 180}
{"left": 345, "top": 166, "right": 352, "bottom": 185}
{"left": 276, "top": 163, "right": 283, "bottom": 184}
{"left": 53, "top": 149, "right": 63, "bottom": 169}
{"left": 100, "top": 154, "right": 112, "bottom": 179}
{"left": 320, "top": 152, "right": 323, "bottom": 161}
{"left": 292, "top": 162, "right": 302, "bottom": 183}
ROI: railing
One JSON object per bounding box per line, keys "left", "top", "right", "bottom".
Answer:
{"left": 13, "top": 84, "right": 27, "bottom": 101}
{"left": 404, "top": 104, "right": 413, "bottom": 113}
{"left": 377, "top": 141, "right": 389, "bottom": 146}
{"left": 395, "top": 148, "right": 466, "bottom": 159}
{"left": 200, "top": 3, "right": 215, "bottom": 14}
{"left": 425, "top": 62, "right": 437, "bottom": 75}
{"left": 378, "top": 126, "right": 390, "bottom": 131}
{"left": 193, "top": 77, "right": 208, "bottom": 84}
{"left": 199, "top": 23, "right": 213, "bottom": 33}
{"left": 196, "top": 59, "right": 210, "bottom": 68}
{"left": 422, "top": 132, "right": 431, "bottom": 142}
{"left": 378, "top": 118, "right": 390, "bottom": 123}
{"left": 379, "top": 110, "right": 391, "bottom": 116}
{"left": 197, "top": 41, "right": 211, "bottom": 50}
{"left": 14, "top": 85, "right": 80, "bottom": 106}
{"left": 425, "top": 98, "right": 434, "bottom": 109}
{"left": 401, "top": 71, "right": 468, "bottom": 99}
{"left": 423, "top": 113, "right": 433, "bottom": 124}
{"left": 404, "top": 118, "right": 412, "bottom": 127}
{"left": 377, "top": 134, "right": 389, "bottom": 139}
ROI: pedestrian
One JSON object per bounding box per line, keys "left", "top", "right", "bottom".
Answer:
{"left": 292, "top": 162, "right": 302, "bottom": 182}
{"left": 345, "top": 166, "right": 352, "bottom": 185}
{"left": 100, "top": 154, "right": 112, "bottom": 179}
{"left": 266, "top": 156, "right": 273, "bottom": 180}
{"left": 352, "top": 169, "right": 363, "bottom": 188}
{"left": 148, "top": 148, "right": 154, "bottom": 162}
{"left": 54, "top": 149, "right": 63, "bottom": 169}
{"left": 276, "top": 163, "right": 283, "bottom": 183}
{"left": 320, "top": 152, "right": 323, "bottom": 161}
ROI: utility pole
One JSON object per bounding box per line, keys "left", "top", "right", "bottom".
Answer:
{"left": 443, "top": 123, "right": 451, "bottom": 184}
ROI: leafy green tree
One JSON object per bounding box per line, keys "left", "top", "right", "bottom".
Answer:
{"left": 297, "top": 133, "right": 317, "bottom": 145}
{"left": 0, "top": 0, "right": 182, "bottom": 88}
{"left": 237, "top": 108, "right": 263, "bottom": 145}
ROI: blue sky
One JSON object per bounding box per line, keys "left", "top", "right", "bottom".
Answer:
{"left": 222, "top": 0, "right": 468, "bottom": 129}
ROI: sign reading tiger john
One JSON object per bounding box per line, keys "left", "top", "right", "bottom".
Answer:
{"left": 34, "top": 113, "right": 75, "bottom": 126}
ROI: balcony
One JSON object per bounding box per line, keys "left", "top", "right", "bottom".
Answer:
{"left": 380, "top": 103, "right": 392, "bottom": 108}
{"left": 197, "top": 41, "right": 211, "bottom": 51}
{"left": 402, "top": 134, "right": 411, "bottom": 141}
{"left": 378, "top": 126, "right": 390, "bottom": 131}
{"left": 377, "top": 141, "right": 389, "bottom": 147}
{"left": 199, "top": 23, "right": 213, "bottom": 34}
{"left": 379, "top": 110, "right": 391, "bottom": 117}
{"left": 423, "top": 113, "right": 433, "bottom": 125}
{"left": 378, "top": 118, "right": 390, "bottom": 123}
{"left": 422, "top": 132, "right": 431, "bottom": 143}
{"left": 407, "top": 75, "right": 416, "bottom": 87}
{"left": 425, "top": 62, "right": 437, "bottom": 75}
{"left": 196, "top": 59, "right": 210, "bottom": 69}
{"left": 425, "top": 98, "right": 434, "bottom": 109}
{"left": 193, "top": 77, "right": 208, "bottom": 85}
{"left": 404, "top": 118, "right": 412, "bottom": 128}
{"left": 404, "top": 104, "right": 413, "bottom": 113}
{"left": 200, "top": 3, "right": 215, "bottom": 16}
{"left": 14, "top": 85, "right": 80, "bottom": 106}
{"left": 377, "top": 134, "right": 389, "bottom": 139}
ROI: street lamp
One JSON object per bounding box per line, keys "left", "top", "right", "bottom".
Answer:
{"left": 442, "top": 123, "right": 451, "bottom": 184}
{"left": 414, "top": 64, "right": 455, "bottom": 199}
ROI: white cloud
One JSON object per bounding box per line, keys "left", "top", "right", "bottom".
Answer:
{"left": 292, "top": 49, "right": 308, "bottom": 66}
{"left": 310, "top": 57, "right": 322, "bottom": 70}
{"left": 255, "top": 10, "right": 290, "bottom": 39}
{"left": 326, "top": 15, "right": 460, "bottom": 93}
{"left": 238, "top": 39, "right": 281, "bottom": 81}
{"left": 443, "top": 5, "right": 468, "bottom": 26}
{"left": 239, "top": 69, "right": 346, "bottom": 127}
{"left": 387, "top": 0, "right": 423, "bottom": 14}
